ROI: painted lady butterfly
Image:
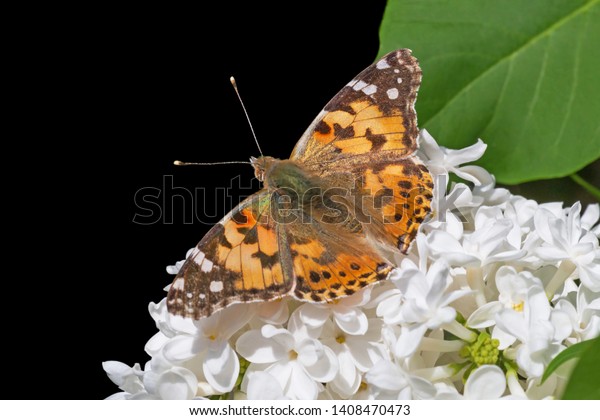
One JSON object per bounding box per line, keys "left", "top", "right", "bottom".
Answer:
{"left": 168, "top": 49, "right": 433, "bottom": 319}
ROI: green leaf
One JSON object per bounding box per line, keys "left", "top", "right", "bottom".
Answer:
{"left": 379, "top": 0, "right": 600, "bottom": 184}
{"left": 561, "top": 336, "right": 600, "bottom": 399}
{"left": 541, "top": 339, "right": 592, "bottom": 383}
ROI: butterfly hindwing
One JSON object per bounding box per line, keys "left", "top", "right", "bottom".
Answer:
{"left": 288, "top": 229, "right": 391, "bottom": 303}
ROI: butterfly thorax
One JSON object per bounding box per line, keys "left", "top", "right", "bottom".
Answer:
{"left": 252, "top": 156, "right": 364, "bottom": 236}
{"left": 256, "top": 157, "right": 317, "bottom": 192}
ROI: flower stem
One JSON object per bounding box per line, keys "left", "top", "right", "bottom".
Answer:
{"left": 445, "top": 319, "right": 477, "bottom": 343}
{"left": 545, "top": 260, "right": 577, "bottom": 298}
{"left": 570, "top": 173, "right": 600, "bottom": 201}
{"left": 420, "top": 337, "right": 465, "bottom": 352}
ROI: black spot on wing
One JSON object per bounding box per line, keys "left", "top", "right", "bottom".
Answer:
{"left": 365, "top": 128, "right": 386, "bottom": 152}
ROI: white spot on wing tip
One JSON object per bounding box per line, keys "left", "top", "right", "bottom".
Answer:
{"left": 209, "top": 281, "right": 224, "bottom": 293}
{"left": 192, "top": 249, "right": 205, "bottom": 265}
{"left": 353, "top": 80, "right": 367, "bottom": 91}
{"left": 397, "top": 77, "right": 403, "bottom": 84}
{"left": 201, "top": 259, "right": 214, "bottom": 273}
{"left": 362, "top": 84, "right": 377, "bottom": 95}
{"left": 172, "top": 278, "right": 185, "bottom": 290}
{"left": 376, "top": 59, "right": 390, "bottom": 69}
{"left": 387, "top": 88, "right": 399, "bottom": 100}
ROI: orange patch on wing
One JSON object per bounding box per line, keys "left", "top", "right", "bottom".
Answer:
{"left": 257, "top": 225, "right": 278, "bottom": 256}
{"left": 290, "top": 236, "right": 390, "bottom": 302}
{"left": 225, "top": 246, "right": 241, "bottom": 272}
{"left": 235, "top": 208, "right": 258, "bottom": 229}
{"left": 353, "top": 116, "right": 404, "bottom": 136}
{"left": 240, "top": 241, "right": 262, "bottom": 290}
{"left": 350, "top": 99, "right": 372, "bottom": 114}
{"left": 355, "top": 104, "right": 401, "bottom": 121}
{"left": 223, "top": 223, "right": 245, "bottom": 246}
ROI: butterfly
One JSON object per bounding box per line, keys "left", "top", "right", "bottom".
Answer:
{"left": 168, "top": 49, "right": 433, "bottom": 319}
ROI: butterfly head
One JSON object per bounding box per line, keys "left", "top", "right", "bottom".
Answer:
{"left": 250, "top": 156, "right": 276, "bottom": 183}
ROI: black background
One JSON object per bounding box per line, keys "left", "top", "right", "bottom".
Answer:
{"left": 9, "top": 2, "right": 387, "bottom": 399}
{"left": 10, "top": 1, "right": 596, "bottom": 401}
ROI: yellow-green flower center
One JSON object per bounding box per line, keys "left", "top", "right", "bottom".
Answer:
{"left": 460, "top": 332, "right": 500, "bottom": 366}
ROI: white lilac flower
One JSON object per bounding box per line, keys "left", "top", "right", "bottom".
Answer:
{"left": 243, "top": 371, "right": 290, "bottom": 400}
{"left": 365, "top": 359, "right": 437, "bottom": 399}
{"left": 467, "top": 266, "right": 541, "bottom": 335}
{"left": 143, "top": 364, "right": 199, "bottom": 400}
{"left": 320, "top": 318, "right": 388, "bottom": 398}
{"left": 416, "top": 129, "right": 487, "bottom": 188}
{"left": 377, "top": 259, "right": 472, "bottom": 357}
{"left": 581, "top": 203, "right": 600, "bottom": 235}
{"left": 103, "top": 361, "right": 150, "bottom": 400}
{"left": 436, "top": 365, "right": 508, "bottom": 399}
{"left": 534, "top": 202, "right": 600, "bottom": 293}
{"left": 159, "top": 303, "right": 251, "bottom": 394}
{"left": 235, "top": 315, "right": 338, "bottom": 399}
{"left": 427, "top": 207, "right": 525, "bottom": 269}
{"left": 297, "top": 287, "right": 373, "bottom": 335}
{"left": 105, "top": 130, "right": 599, "bottom": 400}
{"left": 252, "top": 299, "right": 290, "bottom": 325}
{"left": 554, "top": 287, "right": 600, "bottom": 342}
{"left": 495, "top": 284, "right": 572, "bottom": 378}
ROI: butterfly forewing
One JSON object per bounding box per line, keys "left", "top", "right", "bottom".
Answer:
{"left": 167, "top": 191, "right": 292, "bottom": 319}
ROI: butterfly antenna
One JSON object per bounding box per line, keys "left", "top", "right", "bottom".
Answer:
{"left": 230, "top": 76, "right": 264, "bottom": 157}
{"left": 174, "top": 160, "right": 251, "bottom": 166}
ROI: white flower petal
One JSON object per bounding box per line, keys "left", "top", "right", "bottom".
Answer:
{"left": 156, "top": 367, "right": 198, "bottom": 400}
{"left": 103, "top": 361, "right": 135, "bottom": 387}
{"left": 452, "top": 165, "right": 488, "bottom": 186}
{"left": 446, "top": 139, "right": 487, "bottom": 166}
{"left": 581, "top": 204, "right": 600, "bottom": 231}
{"left": 163, "top": 335, "right": 206, "bottom": 363}
{"left": 246, "top": 371, "right": 288, "bottom": 400}
{"left": 333, "top": 307, "right": 368, "bottom": 335}
{"left": 464, "top": 365, "right": 506, "bottom": 399}
{"left": 365, "top": 360, "right": 406, "bottom": 392}
{"left": 145, "top": 332, "right": 169, "bottom": 356}
{"left": 330, "top": 350, "right": 360, "bottom": 398}
{"left": 394, "top": 324, "right": 428, "bottom": 358}
{"left": 236, "top": 330, "right": 289, "bottom": 363}
{"left": 301, "top": 341, "right": 338, "bottom": 383}
{"left": 492, "top": 324, "right": 517, "bottom": 349}
{"left": 204, "top": 344, "right": 239, "bottom": 393}
{"left": 289, "top": 362, "right": 320, "bottom": 400}
{"left": 550, "top": 310, "right": 573, "bottom": 342}
{"left": 256, "top": 300, "right": 289, "bottom": 325}
{"left": 467, "top": 301, "right": 503, "bottom": 328}
{"left": 299, "top": 304, "right": 330, "bottom": 329}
